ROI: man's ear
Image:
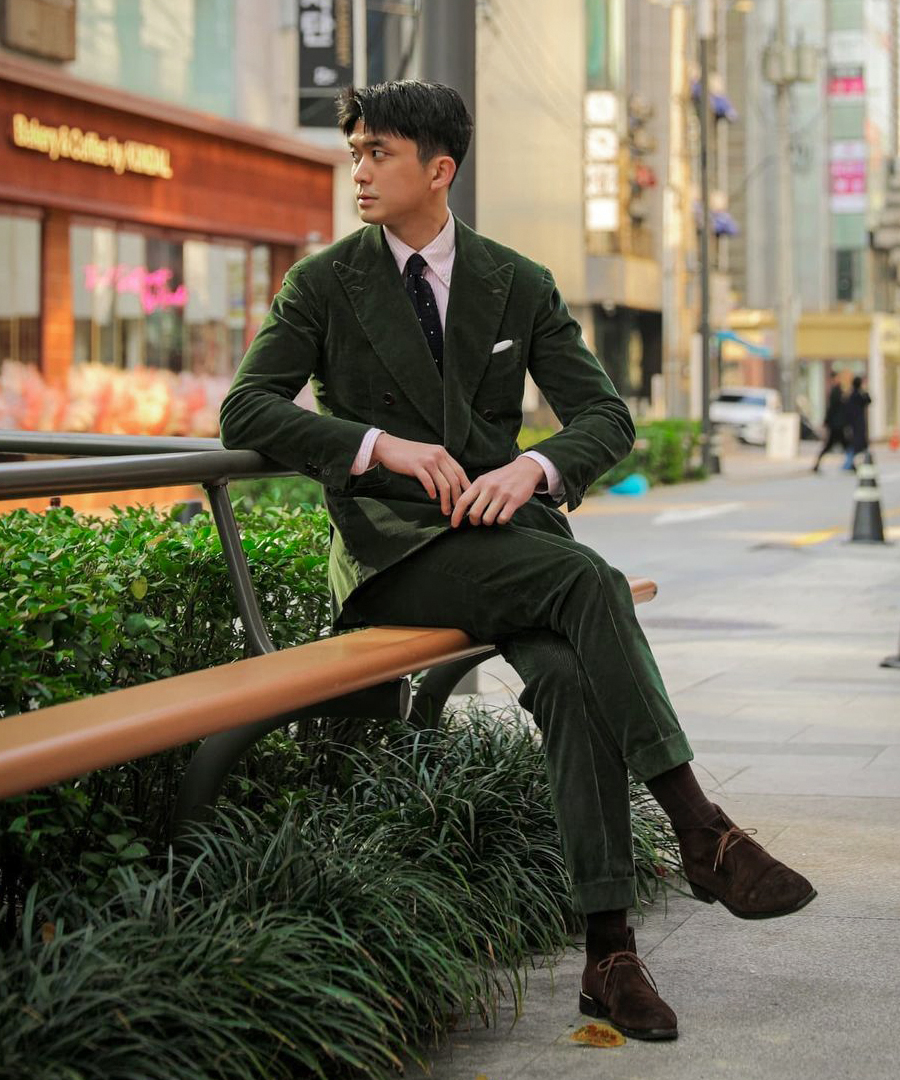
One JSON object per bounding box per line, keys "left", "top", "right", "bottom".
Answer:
{"left": 430, "top": 154, "right": 457, "bottom": 192}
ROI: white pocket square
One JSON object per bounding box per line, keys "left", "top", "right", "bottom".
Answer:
{"left": 491, "top": 339, "right": 514, "bottom": 354}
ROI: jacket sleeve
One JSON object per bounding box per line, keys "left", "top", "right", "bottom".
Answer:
{"left": 523, "top": 268, "right": 635, "bottom": 511}
{"left": 219, "top": 265, "right": 370, "bottom": 490}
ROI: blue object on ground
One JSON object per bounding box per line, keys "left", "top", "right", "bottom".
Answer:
{"left": 609, "top": 473, "right": 650, "bottom": 496}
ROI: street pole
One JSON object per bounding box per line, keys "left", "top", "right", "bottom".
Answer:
{"left": 775, "top": 0, "right": 796, "bottom": 411}
{"left": 698, "top": 0, "right": 713, "bottom": 472}
{"left": 422, "top": 0, "right": 476, "bottom": 227}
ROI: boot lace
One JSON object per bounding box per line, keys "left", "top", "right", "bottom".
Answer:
{"left": 713, "top": 824, "right": 762, "bottom": 872}
{"left": 595, "top": 950, "right": 659, "bottom": 998}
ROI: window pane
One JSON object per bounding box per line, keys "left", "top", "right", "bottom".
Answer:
{"left": 0, "top": 215, "right": 41, "bottom": 365}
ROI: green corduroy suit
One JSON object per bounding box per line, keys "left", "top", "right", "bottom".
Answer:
{"left": 220, "top": 218, "right": 694, "bottom": 913}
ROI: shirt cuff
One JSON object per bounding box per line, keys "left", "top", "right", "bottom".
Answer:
{"left": 522, "top": 449, "right": 564, "bottom": 500}
{"left": 351, "top": 427, "right": 384, "bottom": 475}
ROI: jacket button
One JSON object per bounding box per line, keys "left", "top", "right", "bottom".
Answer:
{"left": 306, "top": 461, "right": 320, "bottom": 477}
{"left": 483, "top": 408, "right": 496, "bottom": 421}
{"left": 382, "top": 392, "right": 395, "bottom": 405}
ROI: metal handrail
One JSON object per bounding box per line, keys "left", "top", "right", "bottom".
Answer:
{"left": 0, "top": 449, "right": 290, "bottom": 500}
{"left": 0, "top": 431, "right": 224, "bottom": 456}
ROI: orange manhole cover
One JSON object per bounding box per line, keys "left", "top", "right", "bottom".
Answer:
{"left": 571, "top": 1022, "right": 626, "bottom": 1048}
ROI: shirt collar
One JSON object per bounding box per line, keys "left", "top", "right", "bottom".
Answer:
{"left": 384, "top": 212, "right": 455, "bottom": 288}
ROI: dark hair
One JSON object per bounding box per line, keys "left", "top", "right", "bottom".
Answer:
{"left": 852, "top": 375, "right": 863, "bottom": 390}
{"left": 336, "top": 81, "right": 473, "bottom": 172}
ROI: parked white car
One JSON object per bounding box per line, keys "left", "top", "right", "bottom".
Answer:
{"left": 709, "top": 387, "right": 783, "bottom": 446}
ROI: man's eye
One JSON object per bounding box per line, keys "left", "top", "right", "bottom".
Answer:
{"left": 372, "top": 150, "right": 386, "bottom": 159}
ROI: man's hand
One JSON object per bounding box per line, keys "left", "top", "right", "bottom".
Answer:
{"left": 371, "top": 433, "right": 470, "bottom": 515}
{"left": 450, "top": 456, "right": 544, "bottom": 528}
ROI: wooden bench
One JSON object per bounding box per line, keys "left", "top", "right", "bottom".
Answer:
{"left": 0, "top": 581, "right": 656, "bottom": 819}
{"left": 0, "top": 434, "right": 658, "bottom": 831}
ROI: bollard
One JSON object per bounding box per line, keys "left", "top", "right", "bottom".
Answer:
{"left": 708, "top": 429, "right": 722, "bottom": 475}
{"left": 849, "top": 452, "right": 886, "bottom": 543}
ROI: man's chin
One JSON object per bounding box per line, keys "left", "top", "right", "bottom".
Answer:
{"left": 357, "top": 204, "right": 383, "bottom": 225}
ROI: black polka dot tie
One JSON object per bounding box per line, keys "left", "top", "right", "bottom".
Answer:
{"left": 404, "top": 252, "right": 444, "bottom": 376}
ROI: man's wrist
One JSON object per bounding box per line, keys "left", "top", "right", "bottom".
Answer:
{"left": 513, "top": 455, "right": 545, "bottom": 486}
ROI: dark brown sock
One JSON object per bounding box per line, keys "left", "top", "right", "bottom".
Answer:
{"left": 585, "top": 908, "right": 629, "bottom": 960}
{"left": 645, "top": 762, "right": 721, "bottom": 831}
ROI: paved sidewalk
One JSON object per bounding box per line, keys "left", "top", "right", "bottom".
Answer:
{"left": 411, "top": 474, "right": 900, "bottom": 1080}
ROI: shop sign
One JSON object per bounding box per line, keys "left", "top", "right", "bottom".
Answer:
{"left": 830, "top": 140, "right": 867, "bottom": 213}
{"left": 83, "top": 264, "right": 187, "bottom": 315}
{"left": 11, "top": 113, "right": 173, "bottom": 179}
{"left": 298, "top": 0, "right": 354, "bottom": 127}
{"left": 828, "top": 65, "right": 865, "bottom": 100}
{"left": 584, "top": 90, "right": 620, "bottom": 235}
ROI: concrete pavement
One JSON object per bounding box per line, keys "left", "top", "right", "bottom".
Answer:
{"left": 411, "top": 443, "right": 900, "bottom": 1080}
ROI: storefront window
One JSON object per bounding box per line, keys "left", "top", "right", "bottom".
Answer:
{"left": 0, "top": 214, "right": 41, "bottom": 365}
{"left": 72, "top": 224, "right": 253, "bottom": 374}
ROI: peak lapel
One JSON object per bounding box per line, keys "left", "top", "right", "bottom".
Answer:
{"left": 443, "top": 222, "right": 515, "bottom": 457}
{"left": 334, "top": 227, "right": 444, "bottom": 440}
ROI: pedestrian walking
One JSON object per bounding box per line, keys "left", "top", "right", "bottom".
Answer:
{"left": 220, "top": 80, "right": 816, "bottom": 1043}
{"left": 812, "top": 371, "right": 846, "bottom": 472}
{"left": 843, "top": 375, "right": 872, "bottom": 470}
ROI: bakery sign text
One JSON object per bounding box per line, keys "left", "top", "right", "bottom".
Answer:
{"left": 11, "top": 113, "right": 173, "bottom": 179}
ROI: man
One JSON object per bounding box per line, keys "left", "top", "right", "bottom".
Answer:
{"left": 812, "top": 371, "right": 846, "bottom": 472}
{"left": 844, "top": 375, "right": 872, "bottom": 471}
{"left": 220, "top": 80, "right": 815, "bottom": 1041}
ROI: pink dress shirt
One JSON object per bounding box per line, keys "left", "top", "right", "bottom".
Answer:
{"left": 350, "top": 214, "right": 563, "bottom": 500}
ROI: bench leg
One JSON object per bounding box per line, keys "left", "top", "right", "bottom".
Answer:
{"left": 409, "top": 650, "right": 499, "bottom": 730}
{"left": 171, "top": 679, "right": 410, "bottom": 841}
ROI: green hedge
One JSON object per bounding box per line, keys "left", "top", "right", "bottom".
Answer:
{"left": 519, "top": 419, "right": 705, "bottom": 489}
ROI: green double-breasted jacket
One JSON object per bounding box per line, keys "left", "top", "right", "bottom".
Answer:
{"left": 219, "top": 218, "right": 635, "bottom": 625}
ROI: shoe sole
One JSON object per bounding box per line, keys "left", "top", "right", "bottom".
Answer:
{"left": 688, "top": 881, "right": 818, "bottom": 919}
{"left": 578, "top": 991, "right": 678, "bottom": 1041}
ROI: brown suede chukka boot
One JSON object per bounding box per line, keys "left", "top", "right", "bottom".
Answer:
{"left": 580, "top": 929, "right": 678, "bottom": 1041}
{"left": 677, "top": 804, "right": 817, "bottom": 919}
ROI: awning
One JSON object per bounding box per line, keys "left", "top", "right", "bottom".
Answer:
{"left": 713, "top": 330, "right": 773, "bottom": 358}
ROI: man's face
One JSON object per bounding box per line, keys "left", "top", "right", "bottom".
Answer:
{"left": 348, "top": 120, "right": 445, "bottom": 228}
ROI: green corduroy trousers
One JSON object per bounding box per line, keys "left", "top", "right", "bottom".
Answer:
{"left": 349, "top": 520, "right": 694, "bottom": 914}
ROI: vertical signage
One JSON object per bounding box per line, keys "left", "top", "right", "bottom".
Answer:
{"left": 830, "top": 140, "right": 867, "bottom": 213}
{"left": 298, "top": 0, "right": 354, "bottom": 128}
{"left": 584, "top": 91, "right": 620, "bottom": 234}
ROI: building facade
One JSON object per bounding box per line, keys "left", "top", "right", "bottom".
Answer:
{"left": 0, "top": 1, "right": 341, "bottom": 389}
{"left": 725, "top": 0, "right": 900, "bottom": 438}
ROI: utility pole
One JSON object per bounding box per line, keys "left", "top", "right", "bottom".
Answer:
{"left": 774, "top": 0, "right": 796, "bottom": 412}
{"left": 422, "top": 0, "right": 476, "bottom": 227}
{"left": 698, "top": 0, "right": 713, "bottom": 471}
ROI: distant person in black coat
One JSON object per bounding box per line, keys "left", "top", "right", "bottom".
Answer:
{"left": 843, "top": 375, "right": 872, "bottom": 470}
{"left": 812, "top": 371, "right": 846, "bottom": 472}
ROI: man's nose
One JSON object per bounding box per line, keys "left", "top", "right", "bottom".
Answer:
{"left": 352, "top": 157, "right": 371, "bottom": 184}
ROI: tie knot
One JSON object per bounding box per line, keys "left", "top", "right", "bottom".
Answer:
{"left": 405, "top": 252, "right": 427, "bottom": 278}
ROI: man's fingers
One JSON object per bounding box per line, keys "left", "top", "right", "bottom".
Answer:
{"left": 415, "top": 467, "right": 437, "bottom": 501}
{"left": 465, "top": 488, "right": 493, "bottom": 526}
{"left": 431, "top": 467, "right": 453, "bottom": 515}
{"left": 450, "top": 483, "right": 478, "bottom": 528}
{"left": 444, "top": 466, "right": 463, "bottom": 509}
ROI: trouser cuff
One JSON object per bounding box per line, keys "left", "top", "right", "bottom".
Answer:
{"left": 626, "top": 731, "right": 694, "bottom": 783}
{"left": 573, "top": 874, "right": 637, "bottom": 914}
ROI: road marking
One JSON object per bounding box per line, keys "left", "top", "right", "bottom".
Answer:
{"left": 790, "top": 527, "right": 842, "bottom": 546}
{"left": 652, "top": 501, "right": 744, "bottom": 526}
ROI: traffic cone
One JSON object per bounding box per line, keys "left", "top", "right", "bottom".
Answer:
{"left": 849, "top": 452, "right": 885, "bottom": 543}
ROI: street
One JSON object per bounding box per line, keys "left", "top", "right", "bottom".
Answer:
{"left": 421, "top": 443, "right": 900, "bottom": 1080}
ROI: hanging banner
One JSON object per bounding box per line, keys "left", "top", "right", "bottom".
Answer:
{"left": 298, "top": 0, "right": 354, "bottom": 128}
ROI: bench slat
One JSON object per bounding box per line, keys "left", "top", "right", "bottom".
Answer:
{"left": 0, "top": 576, "right": 657, "bottom": 800}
